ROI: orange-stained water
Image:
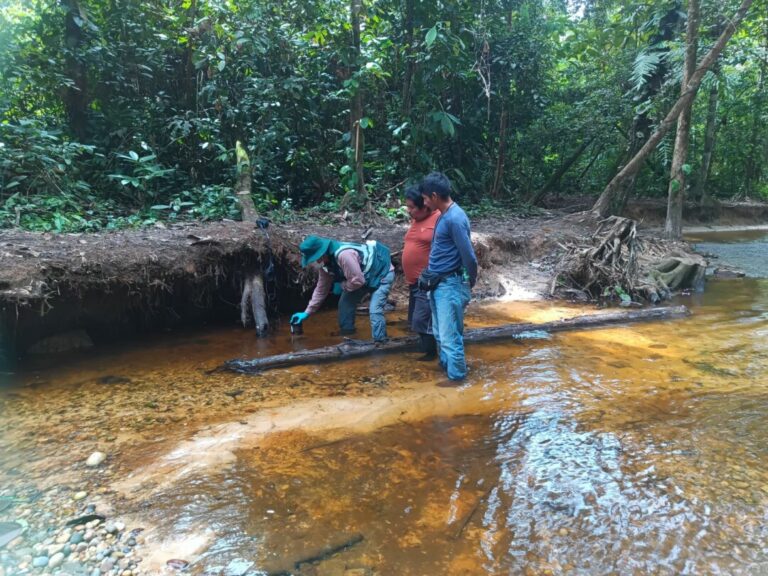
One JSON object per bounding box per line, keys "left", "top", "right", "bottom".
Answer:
{"left": 1, "top": 262, "right": 767, "bottom": 574}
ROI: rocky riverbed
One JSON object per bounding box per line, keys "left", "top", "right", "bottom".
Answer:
{"left": 0, "top": 476, "right": 147, "bottom": 576}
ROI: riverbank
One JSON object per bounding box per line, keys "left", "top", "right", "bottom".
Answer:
{"left": 1, "top": 200, "right": 767, "bottom": 362}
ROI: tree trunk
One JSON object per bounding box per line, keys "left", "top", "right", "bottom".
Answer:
{"left": 235, "top": 141, "right": 258, "bottom": 222}
{"left": 241, "top": 275, "right": 269, "bottom": 336}
{"left": 665, "top": 0, "right": 700, "bottom": 240}
{"left": 530, "top": 137, "right": 593, "bottom": 206}
{"left": 401, "top": 0, "right": 415, "bottom": 116}
{"left": 490, "top": 103, "right": 508, "bottom": 199}
{"left": 224, "top": 306, "right": 691, "bottom": 374}
{"left": 234, "top": 142, "right": 268, "bottom": 336}
{"left": 64, "top": 0, "right": 88, "bottom": 139}
{"left": 592, "top": 0, "right": 754, "bottom": 218}
{"left": 744, "top": 14, "right": 767, "bottom": 198}
{"left": 349, "top": 0, "right": 365, "bottom": 201}
{"left": 603, "top": 6, "right": 683, "bottom": 217}
{"left": 179, "top": 0, "right": 199, "bottom": 113}
{"left": 693, "top": 70, "right": 720, "bottom": 206}
{"left": 576, "top": 143, "right": 605, "bottom": 186}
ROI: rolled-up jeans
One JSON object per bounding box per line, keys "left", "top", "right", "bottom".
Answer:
{"left": 430, "top": 274, "right": 471, "bottom": 380}
{"left": 338, "top": 269, "right": 395, "bottom": 341}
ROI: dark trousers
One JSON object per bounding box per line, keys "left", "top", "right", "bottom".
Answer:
{"left": 408, "top": 284, "right": 436, "bottom": 356}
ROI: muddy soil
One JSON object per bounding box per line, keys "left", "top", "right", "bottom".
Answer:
{"left": 1, "top": 200, "right": 766, "bottom": 361}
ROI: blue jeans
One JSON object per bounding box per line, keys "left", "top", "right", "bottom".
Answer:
{"left": 430, "top": 275, "right": 471, "bottom": 380}
{"left": 338, "top": 269, "right": 395, "bottom": 341}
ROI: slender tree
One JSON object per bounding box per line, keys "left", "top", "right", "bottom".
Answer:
{"left": 743, "top": 9, "right": 767, "bottom": 198}
{"left": 348, "top": 0, "right": 366, "bottom": 204}
{"left": 63, "top": 0, "right": 88, "bottom": 139}
{"left": 693, "top": 68, "right": 720, "bottom": 207}
{"left": 665, "top": 0, "right": 700, "bottom": 240}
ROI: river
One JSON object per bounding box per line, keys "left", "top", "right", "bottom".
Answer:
{"left": 0, "top": 230, "right": 767, "bottom": 575}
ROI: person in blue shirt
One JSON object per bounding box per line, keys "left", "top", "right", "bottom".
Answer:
{"left": 420, "top": 172, "right": 478, "bottom": 381}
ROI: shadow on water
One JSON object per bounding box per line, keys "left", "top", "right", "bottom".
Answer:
{"left": 1, "top": 232, "right": 768, "bottom": 574}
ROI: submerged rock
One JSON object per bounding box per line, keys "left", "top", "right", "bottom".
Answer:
{"left": 66, "top": 514, "right": 106, "bottom": 527}
{"left": 713, "top": 266, "right": 746, "bottom": 278}
{"left": 225, "top": 558, "right": 253, "bottom": 576}
{"left": 85, "top": 452, "right": 107, "bottom": 467}
{"left": 98, "top": 375, "right": 132, "bottom": 385}
{"left": 48, "top": 552, "right": 65, "bottom": 569}
{"left": 0, "top": 497, "right": 14, "bottom": 513}
{"left": 166, "top": 558, "right": 190, "bottom": 570}
{"left": 0, "top": 521, "right": 25, "bottom": 549}
{"left": 27, "top": 330, "right": 94, "bottom": 355}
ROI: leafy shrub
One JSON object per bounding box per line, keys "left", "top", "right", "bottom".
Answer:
{"left": 149, "top": 185, "right": 241, "bottom": 221}
{"left": 0, "top": 120, "right": 95, "bottom": 201}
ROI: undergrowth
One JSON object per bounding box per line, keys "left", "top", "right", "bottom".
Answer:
{"left": 0, "top": 191, "right": 542, "bottom": 233}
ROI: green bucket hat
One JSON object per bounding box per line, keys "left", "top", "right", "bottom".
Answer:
{"left": 299, "top": 235, "right": 332, "bottom": 267}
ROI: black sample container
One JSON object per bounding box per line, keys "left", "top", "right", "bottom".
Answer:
{"left": 290, "top": 321, "right": 304, "bottom": 335}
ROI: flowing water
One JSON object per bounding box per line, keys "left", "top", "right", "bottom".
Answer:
{"left": 1, "top": 231, "right": 767, "bottom": 575}
{"left": 687, "top": 227, "right": 768, "bottom": 277}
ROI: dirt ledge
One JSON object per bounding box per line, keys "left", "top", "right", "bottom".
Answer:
{"left": 1, "top": 205, "right": 764, "bottom": 361}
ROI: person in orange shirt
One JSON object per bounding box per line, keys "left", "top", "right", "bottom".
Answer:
{"left": 403, "top": 185, "right": 441, "bottom": 359}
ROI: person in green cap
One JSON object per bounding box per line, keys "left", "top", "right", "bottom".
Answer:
{"left": 291, "top": 235, "right": 395, "bottom": 341}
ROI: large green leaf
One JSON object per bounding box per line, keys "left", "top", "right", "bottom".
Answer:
{"left": 425, "top": 26, "right": 437, "bottom": 47}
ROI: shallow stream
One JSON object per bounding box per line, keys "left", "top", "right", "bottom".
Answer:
{"left": 1, "top": 230, "right": 767, "bottom": 575}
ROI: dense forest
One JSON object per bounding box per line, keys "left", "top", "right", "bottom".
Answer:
{"left": 0, "top": 0, "right": 765, "bottom": 237}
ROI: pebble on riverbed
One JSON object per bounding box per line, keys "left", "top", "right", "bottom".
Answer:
{"left": 0, "top": 503, "right": 146, "bottom": 576}
{"left": 86, "top": 452, "right": 107, "bottom": 467}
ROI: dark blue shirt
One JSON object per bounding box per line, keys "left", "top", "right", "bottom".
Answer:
{"left": 427, "top": 203, "right": 478, "bottom": 286}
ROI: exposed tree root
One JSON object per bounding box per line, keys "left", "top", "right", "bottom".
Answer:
{"left": 551, "top": 216, "right": 706, "bottom": 304}
{"left": 651, "top": 254, "right": 707, "bottom": 291}
{"left": 240, "top": 273, "right": 268, "bottom": 336}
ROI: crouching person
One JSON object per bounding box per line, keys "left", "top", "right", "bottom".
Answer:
{"left": 291, "top": 235, "right": 395, "bottom": 342}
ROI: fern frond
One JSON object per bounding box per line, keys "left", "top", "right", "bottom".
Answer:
{"left": 630, "top": 48, "right": 665, "bottom": 92}
{"left": 655, "top": 133, "right": 674, "bottom": 169}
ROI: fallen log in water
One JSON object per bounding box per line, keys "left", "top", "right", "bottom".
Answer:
{"left": 263, "top": 532, "right": 365, "bottom": 576}
{"left": 224, "top": 305, "right": 690, "bottom": 374}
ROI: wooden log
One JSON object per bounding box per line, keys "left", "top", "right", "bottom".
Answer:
{"left": 262, "top": 532, "right": 365, "bottom": 576}
{"left": 224, "top": 305, "right": 690, "bottom": 374}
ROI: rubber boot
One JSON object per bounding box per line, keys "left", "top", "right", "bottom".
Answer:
{"left": 418, "top": 333, "right": 437, "bottom": 361}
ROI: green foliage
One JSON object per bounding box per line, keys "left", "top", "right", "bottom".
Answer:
{"left": 0, "top": 0, "right": 764, "bottom": 232}
{"left": 109, "top": 145, "right": 177, "bottom": 199}
{"left": 376, "top": 197, "right": 409, "bottom": 222}
{"left": 630, "top": 48, "right": 667, "bottom": 93}
{"left": 603, "top": 284, "right": 632, "bottom": 306}
{"left": 0, "top": 120, "right": 95, "bottom": 200}
{"left": 150, "top": 185, "right": 241, "bottom": 221}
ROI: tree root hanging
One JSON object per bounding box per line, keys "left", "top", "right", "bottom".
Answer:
{"left": 240, "top": 272, "right": 269, "bottom": 336}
